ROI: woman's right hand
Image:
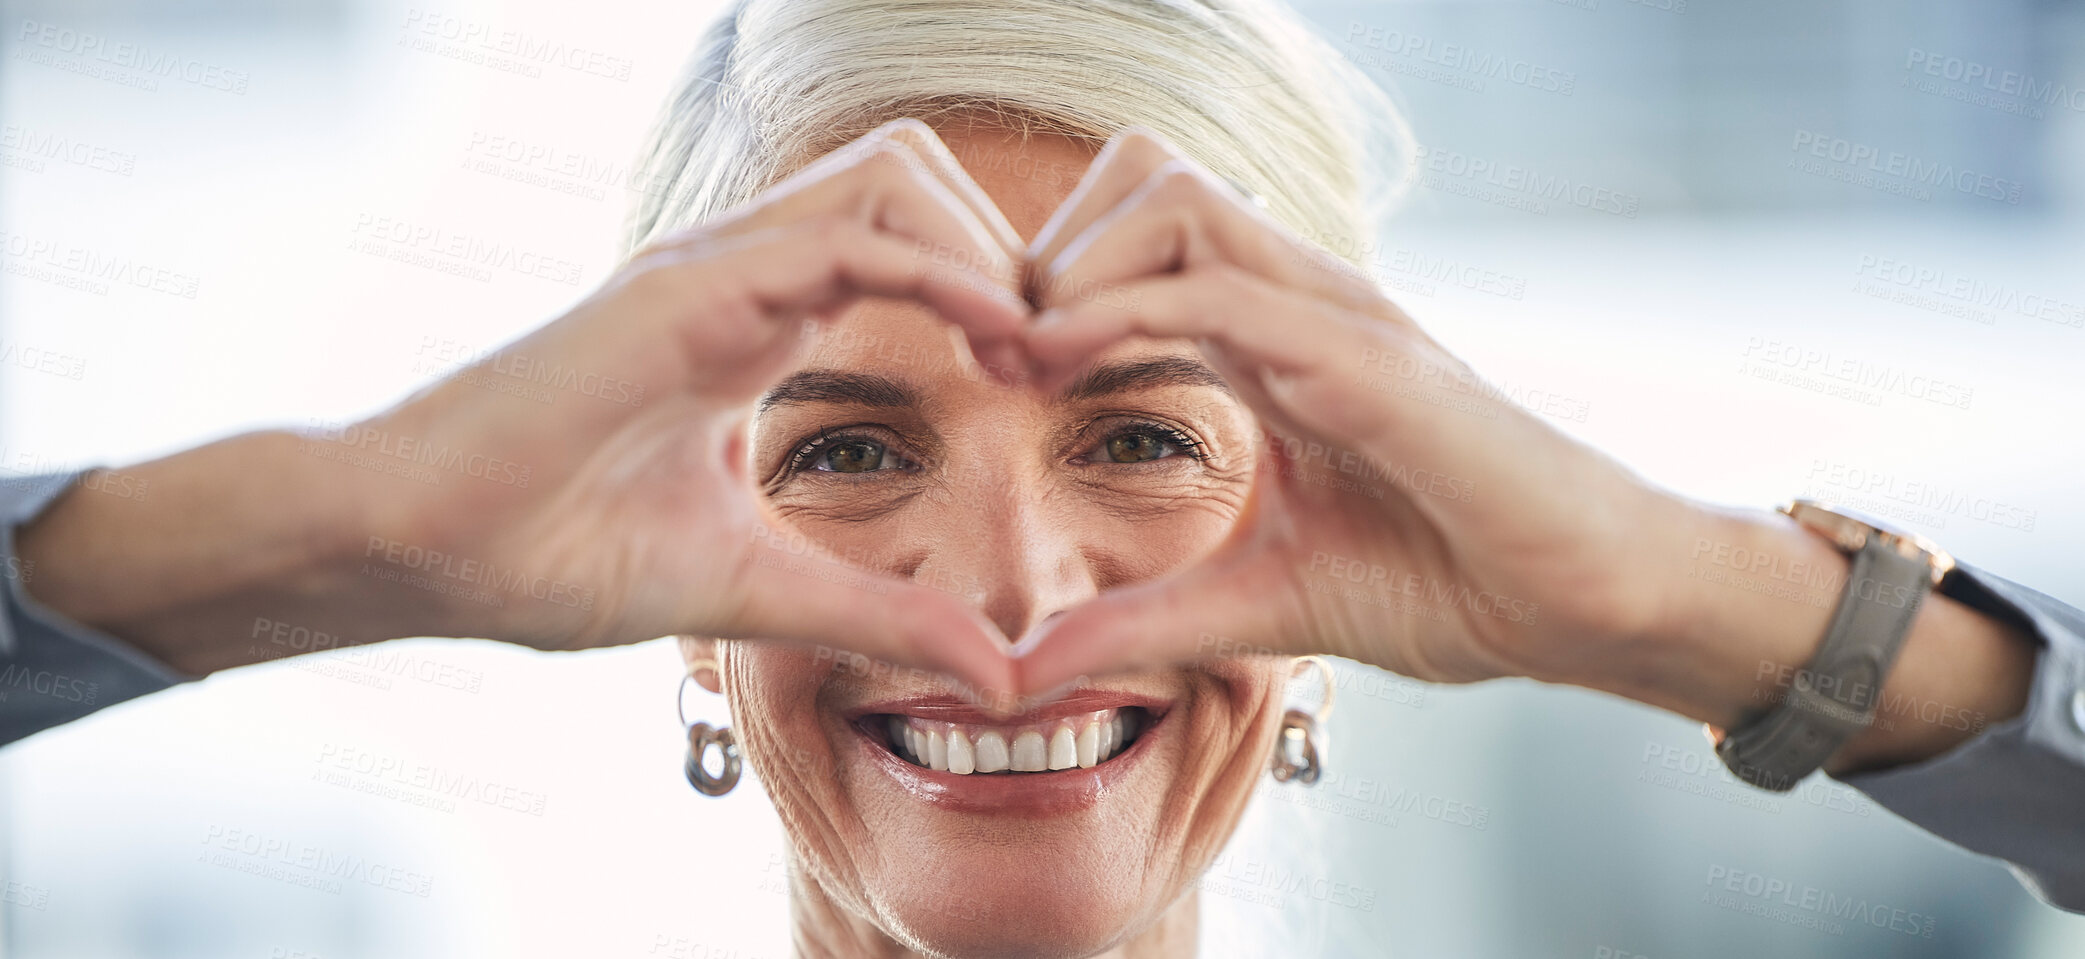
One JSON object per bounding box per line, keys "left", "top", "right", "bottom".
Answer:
{"left": 21, "top": 120, "right": 1030, "bottom": 694}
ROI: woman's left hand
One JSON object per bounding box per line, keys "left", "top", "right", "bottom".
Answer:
{"left": 1008, "top": 129, "right": 1720, "bottom": 702}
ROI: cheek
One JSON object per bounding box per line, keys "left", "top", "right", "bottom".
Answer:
{"left": 1155, "top": 660, "right": 1289, "bottom": 880}
{"left": 718, "top": 644, "right": 846, "bottom": 814}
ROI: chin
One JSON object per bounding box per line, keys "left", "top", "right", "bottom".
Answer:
{"left": 838, "top": 689, "right": 1182, "bottom": 956}
{"left": 734, "top": 648, "right": 1284, "bottom": 957}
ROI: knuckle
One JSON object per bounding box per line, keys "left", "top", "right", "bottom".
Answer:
{"left": 1147, "top": 160, "right": 1216, "bottom": 203}
{"left": 876, "top": 116, "right": 937, "bottom": 142}
{"left": 1110, "top": 126, "right": 1177, "bottom": 165}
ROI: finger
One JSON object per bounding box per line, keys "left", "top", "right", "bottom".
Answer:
{"left": 659, "top": 217, "right": 1030, "bottom": 397}
{"left": 726, "top": 540, "right": 1019, "bottom": 703}
{"left": 877, "top": 119, "right": 1026, "bottom": 256}
{"left": 1025, "top": 127, "right": 1179, "bottom": 280}
{"left": 1010, "top": 550, "right": 1299, "bottom": 697}
{"left": 1036, "top": 158, "right": 1394, "bottom": 319}
{"left": 703, "top": 129, "right": 1023, "bottom": 304}
{"left": 1024, "top": 264, "right": 1374, "bottom": 395}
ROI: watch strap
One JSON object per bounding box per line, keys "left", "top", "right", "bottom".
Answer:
{"left": 1715, "top": 534, "right": 1933, "bottom": 792}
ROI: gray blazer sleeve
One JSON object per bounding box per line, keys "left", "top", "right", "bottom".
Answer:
{"left": 0, "top": 471, "right": 193, "bottom": 745}
{"left": 1837, "top": 563, "right": 2085, "bottom": 913}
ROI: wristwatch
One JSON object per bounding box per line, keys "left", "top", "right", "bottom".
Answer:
{"left": 1708, "top": 500, "right": 1956, "bottom": 792}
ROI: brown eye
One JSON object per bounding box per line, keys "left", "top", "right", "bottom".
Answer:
{"left": 1105, "top": 432, "right": 1168, "bottom": 463}
{"left": 820, "top": 439, "right": 892, "bottom": 473}
{"left": 1086, "top": 424, "right": 1202, "bottom": 464}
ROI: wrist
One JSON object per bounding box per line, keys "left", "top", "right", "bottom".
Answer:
{"left": 1590, "top": 500, "right": 2035, "bottom": 776}
{"left": 1586, "top": 502, "right": 1844, "bottom": 729}
{"left": 16, "top": 430, "right": 417, "bottom": 674}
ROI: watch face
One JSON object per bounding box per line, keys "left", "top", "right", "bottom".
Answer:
{"left": 1785, "top": 500, "right": 1954, "bottom": 584}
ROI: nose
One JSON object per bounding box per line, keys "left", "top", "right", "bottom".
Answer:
{"left": 918, "top": 471, "right": 1099, "bottom": 646}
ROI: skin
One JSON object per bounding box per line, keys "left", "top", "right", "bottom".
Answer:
{"left": 12, "top": 116, "right": 2040, "bottom": 955}
{"left": 684, "top": 125, "right": 1291, "bottom": 958}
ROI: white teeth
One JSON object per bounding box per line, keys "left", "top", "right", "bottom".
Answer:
{"left": 1009, "top": 731, "right": 1047, "bottom": 772}
{"left": 885, "top": 709, "right": 1147, "bottom": 774}
{"left": 1048, "top": 726, "right": 1077, "bottom": 770}
{"left": 975, "top": 731, "right": 1010, "bottom": 773}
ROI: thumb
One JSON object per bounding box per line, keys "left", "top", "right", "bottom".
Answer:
{"left": 725, "top": 545, "right": 1020, "bottom": 704}
{"left": 1011, "top": 553, "right": 1300, "bottom": 698}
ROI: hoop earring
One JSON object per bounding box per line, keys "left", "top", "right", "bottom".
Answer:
{"left": 679, "top": 657, "right": 741, "bottom": 797}
{"left": 1270, "top": 656, "right": 1336, "bottom": 786}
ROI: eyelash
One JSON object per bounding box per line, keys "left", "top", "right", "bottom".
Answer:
{"left": 777, "top": 419, "right": 1210, "bottom": 479}
{"left": 1080, "top": 419, "right": 1209, "bottom": 465}
{"left": 783, "top": 426, "right": 914, "bottom": 476}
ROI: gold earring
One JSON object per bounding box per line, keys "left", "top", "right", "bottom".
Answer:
{"left": 679, "top": 657, "right": 741, "bottom": 797}
{"left": 1270, "top": 656, "right": 1336, "bottom": 786}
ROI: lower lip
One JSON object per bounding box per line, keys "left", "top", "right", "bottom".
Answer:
{"left": 852, "top": 712, "right": 1164, "bottom": 817}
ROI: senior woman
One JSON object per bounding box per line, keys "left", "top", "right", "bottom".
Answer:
{"left": 3, "top": 0, "right": 2082, "bottom": 955}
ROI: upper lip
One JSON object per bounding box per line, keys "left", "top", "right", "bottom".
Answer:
{"left": 843, "top": 691, "right": 1173, "bottom": 725}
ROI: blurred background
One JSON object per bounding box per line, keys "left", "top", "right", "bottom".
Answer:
{"left": 2, "top": 0, "right": 2082, "bottom": 956}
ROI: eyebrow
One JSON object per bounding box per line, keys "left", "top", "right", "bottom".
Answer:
{"left": 1058, "top": 356, "right": 1234, "bottom": 402}
{"left": 758, "top": 370, "right": 919, "bottom": 413}
{"left": 755, "top": 356, "right": 1234, "bottom": 414}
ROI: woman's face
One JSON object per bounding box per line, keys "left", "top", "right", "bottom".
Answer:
{"left": 695, "top": 125, "right": 1290, "bottom": 957}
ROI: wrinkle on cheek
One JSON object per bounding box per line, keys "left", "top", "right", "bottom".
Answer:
{"left": 1081, "top": 476, "right": 1250, "bottom": 525}
{"left": 1150, "top": 667, "right": 1288, "bottom": 890}
{"left": 719, "top": 644, "right": 876, "bottom": 915}
{"left": 768, "top": 490, "right": 924, "bottom": 526}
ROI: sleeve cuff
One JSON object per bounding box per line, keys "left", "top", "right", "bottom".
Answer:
{"left": 1837, "top": 563, "right": 2085, "bottom": 912}
{"left": 1, "top": 470, "right": 195, "bottom": 745}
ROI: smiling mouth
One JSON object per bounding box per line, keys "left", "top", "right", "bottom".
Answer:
{"left": 870, "top": 707, "right": 1151, "bottom": 775}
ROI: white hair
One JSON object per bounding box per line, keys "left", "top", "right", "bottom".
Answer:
{"left": 624, "top": 0, "right": 1415, "bottom": 261}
